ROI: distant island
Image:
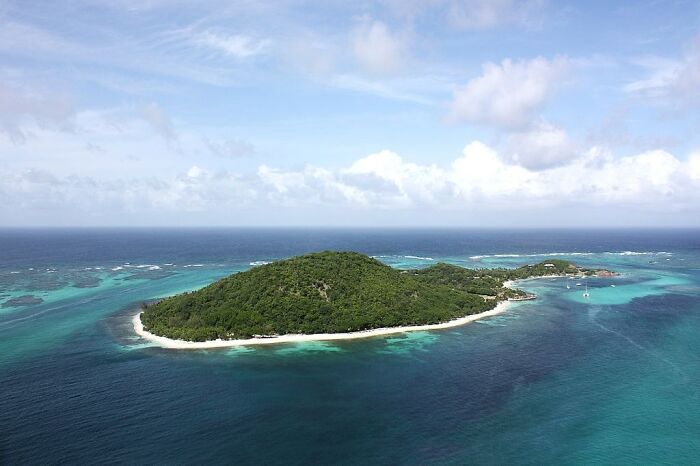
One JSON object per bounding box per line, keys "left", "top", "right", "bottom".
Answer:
{"left": 135, "top": 251, "right": 612, "bottom": 347}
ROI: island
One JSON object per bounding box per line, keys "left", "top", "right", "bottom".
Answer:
{"left": 135, "top": 251, "right": 612, "bottom": 348}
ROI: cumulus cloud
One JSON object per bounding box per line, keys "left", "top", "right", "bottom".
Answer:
{"left": 4, "top": 141, "right": 699, "bottom": 223}
{"left": 447, "top": 56, "right": 569, "bottom": 129}
{"left": 505, "top": 123, "right": 577, "bottom": 169}
{"left": 345, "top": 150, "right": 449, "bottom": 206}
{"left": 451, "top": 141, "right": 533, "bottom": 202}
{"left": 351, "top": 18, "right": 406, "bottom": 75}
{"left": 258, "top": 165, "right": 308, "bottom": 195}
{"left": 689, "top": 152, "right": 700, "bottom": 181}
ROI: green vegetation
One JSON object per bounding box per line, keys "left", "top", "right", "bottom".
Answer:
{"left": 141, "top": 251, "right": 605, "bottom": 341}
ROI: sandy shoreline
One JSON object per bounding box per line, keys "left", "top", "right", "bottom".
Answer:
{"left": 133, "top": 300, "right": 514, "bottom": 349}
{"left": 132, "top": 277, "right": 537, "bottom": 349}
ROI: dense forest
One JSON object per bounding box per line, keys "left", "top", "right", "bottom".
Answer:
{"left": 140, "top": 251, "right": 602, "bottom": 341}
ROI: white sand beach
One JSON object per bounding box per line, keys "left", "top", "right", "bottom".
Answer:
{"left": 133, "top": 299, "right": 513, "bottom": 349}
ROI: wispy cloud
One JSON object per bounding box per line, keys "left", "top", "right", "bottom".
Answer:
{"left": 625, "top": 36, "right": 700, "bottom": 106}
{"left": 0, "top": 18, "right": 239, "bottom": 87}
{"left": 329, "top": 75, "right": 436, "bottom": 105}
{"left": 192, "top": 30, "right": 270, "bottom": 59}
{"left": 0, "top": 81, "right": 75, "bottom": 143}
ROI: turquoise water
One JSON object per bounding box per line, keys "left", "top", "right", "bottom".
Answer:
{"left": 1, "top": 229, "right": 699, "bottom": 464}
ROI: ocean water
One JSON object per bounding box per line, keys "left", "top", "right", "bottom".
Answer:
{"left": 1, "top": 228, "right": 699, "bottom": 464}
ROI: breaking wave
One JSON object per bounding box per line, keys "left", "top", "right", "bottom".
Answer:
{"left": 249, "top": 261, "right": 271, "bottom": 266}
{"left": 371, "top": 254, "right": 434, "bottom": 261}
{"left": 470, "top": 251, "right": 672, "bottom": 260}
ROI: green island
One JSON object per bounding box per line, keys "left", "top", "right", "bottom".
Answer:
{"left": 140, "top": 251, "right": 612, "bottom": 342}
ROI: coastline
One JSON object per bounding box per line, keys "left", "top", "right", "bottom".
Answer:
{"left": 133, "top": 276, "right": 551, "bottom": 349}
{"left": 133, "top": 300, "right": 513, "bottom": 349}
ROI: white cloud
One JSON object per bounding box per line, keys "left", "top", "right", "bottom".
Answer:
{"left": 452, "top": 141, "right": 533, "bottom": 201}
{"left": 506, "top": 123, "right": 577, "bottom": 169}
{"left": 258, "top": 165, "right": 308, "bottom": 195}
{"left": 447, "top": 56, "right": 569, "bottom": 129}
{"left": 687, "top": 152, "right": 700, "bottom": 181}
{"left": 186, "top": 165, "right": 205, "bottom": 178}
{"left": 345, "top": 149, "right": 449, "bottom": 206}
{"left": 5, "top": 141, "right": 699, "bottom": 224}
{"left": 193, "top": 31, "right": 270, "bottom": 59}
{"left": 351, "top": 19, "right": 406, "bottom": 75}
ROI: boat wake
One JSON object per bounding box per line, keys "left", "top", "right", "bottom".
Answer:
{"left": 587, "top": 305, "right": 687, "bottom": 381}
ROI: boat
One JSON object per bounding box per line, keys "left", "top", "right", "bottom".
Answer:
{"left": 508, "top": 294, "right": 537, "bottom": 301}
{"left": 610, "top": 284, "right": 616, "bottom": 287}
{"left": 566, "top": 284, "right": 571, "bottom": 289}
{"left": 575, "top": 283, "right": 582, "bottom": 287}
{"left": 583, "top": 282, "right": 590, "bottom": 298}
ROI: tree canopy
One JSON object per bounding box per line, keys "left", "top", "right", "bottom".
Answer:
{"left": 140, "top": 251, "right": 598, "bottom": 341}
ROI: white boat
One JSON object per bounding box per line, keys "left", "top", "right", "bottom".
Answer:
{"left": 610, "top": 284, "right": 616, "bottom": 287}
{"left": 583, "top": 283, "right": 590, "bottom": 298}
{"left": 575, "top": 283, "right": 582, "bottom": 287}
{"left": 566, "top": 284, "right": 571, "bottom": 289}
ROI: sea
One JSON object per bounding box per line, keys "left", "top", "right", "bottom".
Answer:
{"left": 1, "top": 228, "right": 699, "bottom": 465}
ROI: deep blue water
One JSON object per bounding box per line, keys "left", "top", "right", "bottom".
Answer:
{"left": 1, "top": 229, "right": 699, "bottom": 464}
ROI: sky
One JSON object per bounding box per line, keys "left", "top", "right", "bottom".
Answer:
{"left": 1, "top": 0, "right": 700, "bottom": 227}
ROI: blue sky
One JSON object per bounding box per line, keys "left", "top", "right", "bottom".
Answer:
{"left": 1, "top": 0, "right": 700, "bottom": 226}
